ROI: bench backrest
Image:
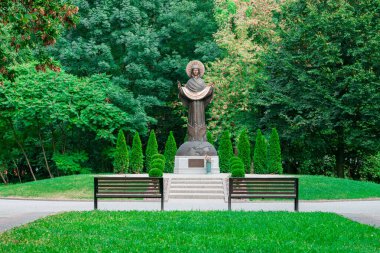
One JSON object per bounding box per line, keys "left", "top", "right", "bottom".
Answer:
{"left": 229, "top": 177, "right": 298, "bottom": 199}
{"left": 94, "top": 177, "right": 163, "bottom": 198}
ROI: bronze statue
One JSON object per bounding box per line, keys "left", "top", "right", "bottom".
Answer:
{"left": 178, "top": 60, "right": 213, "bottom": 142}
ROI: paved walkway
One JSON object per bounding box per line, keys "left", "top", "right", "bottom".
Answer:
{"left": 1, "top": 198, "right": 379, "bottom": 232}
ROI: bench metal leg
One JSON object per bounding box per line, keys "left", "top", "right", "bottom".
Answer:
{"left": 161, "top": 197, "right": 164, "bottom": 211}
{"left": 295, "top": 197, "right": 299, "bottom": 212}
{"left": 94, "top": 197, "right": 98, "bottom": 210}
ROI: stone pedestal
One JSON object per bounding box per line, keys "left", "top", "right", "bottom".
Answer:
{"left": 174, "top": 141, "right": 220, "bottom": 174}
{"left": 174, "top": 156, "right": 219, "bottom": 174}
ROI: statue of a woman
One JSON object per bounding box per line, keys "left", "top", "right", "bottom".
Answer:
{"left": 178, "top": 60, "right": 213, "bottom": 142}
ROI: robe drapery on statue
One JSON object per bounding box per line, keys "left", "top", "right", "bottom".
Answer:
{"left": 179, "top": 62, "right": 213, "bottom": 142}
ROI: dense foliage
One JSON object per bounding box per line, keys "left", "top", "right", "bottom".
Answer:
{"left": 51, "top": 0, "right": 220, "bottom": 144}
{"left": 0, "top": 64, "right": 140, "bottom": 181}
{"left": 251, "top": 0, "right": 380, "bottom": 178}
{"left": 1, "top": 0, "right": 379, "bottom": 183}
{"left": 0, "top": 0, "right": 78, "bottom": 81}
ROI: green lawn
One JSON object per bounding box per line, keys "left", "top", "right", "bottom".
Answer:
{"left": 0, "top": 211, "right": 378, "bottom": 252}
{"left": 0, "top": 174, "right": 379, "bottom": 200}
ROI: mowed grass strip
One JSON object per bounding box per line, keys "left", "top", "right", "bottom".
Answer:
{"left": 0, "top": 211, "right": 379, "bottom": 252}
{"left": 0, "top": 174, "right": 379, "bottom": 200}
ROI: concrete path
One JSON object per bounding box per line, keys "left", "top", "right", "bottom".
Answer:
{"left": 1, "top": 198, "right": 379, "bottom": 233}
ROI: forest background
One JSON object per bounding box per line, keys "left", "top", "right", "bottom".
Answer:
{"left": 0, "top": 0, "right": 379, "bottom": 183}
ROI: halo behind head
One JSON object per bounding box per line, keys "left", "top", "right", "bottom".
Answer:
{"left": 186, "top": 60, "right": 205, "bottom": 78}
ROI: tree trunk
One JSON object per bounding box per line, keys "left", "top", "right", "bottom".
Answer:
{"left": 0, "top": 171, "right": 7, "bottom": 184}
{"left": 12, "top": 159, "right": 22, "bottom": 183}
{"left": 335, "top": 129, "right": 345, "bottom": 178}
{"left": 9, "top": 120, "right": 36, "bottom": 181}
{"left": 38, "top": 121, "right": 53, "bottom": 178}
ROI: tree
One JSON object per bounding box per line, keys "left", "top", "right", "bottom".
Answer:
{"left": 145, "top": 130, "right": 158, "bottom": 171}
{"left": 130, "top": 132, "right": 144, "bottom": 173}
{"left": 164, "top": 131, "right": 177, "bottom": 173}
{"left": 253, "top": 130, "right": 267, "bottom": 174}
{"left": 206, "top": 0, "right": 280, "bottom": 138}
{"left": 51, "top": 0, "right": 219, "bottom": 142}
{"left": 0, "top": 64, "right": 142, "bottom": 182}
{"left": 0, "top": 0, "right": 78, "bottom": 81}
{"left": 252, "top": 0, "right": 380, "bottom": 177}
{"left": 218, "top": 130, "right": 233, "bottom": 173}
{"left": 114, "top": 130, "right": 129, "bottom": 173}
{"left": 268, "top": 128, "right": 282, "bottom": 174}
{"left": 237, "top": 129, "right": 251, "bottom": 173}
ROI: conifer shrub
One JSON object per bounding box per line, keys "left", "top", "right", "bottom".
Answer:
{"left": 229, "top": 156, "right": 244, "bottom": 171}
{"left": 130, "top": 132, "right": 144, "bottom": 173}
{"left": 218, "top": 130, "right": 233, "bottom": 173}
{"left": 150, "top": 159, "right": 165, "bottom": 171}
{"left": 149, "top": 168, "right": 163, "bottom": 177}
{"left": 145, "top": 130, "right": 158, "bottom": 172}
{"left": 268, "top": 128, "right": 283, "bottom": 174}
{"left": 207, "top": 131, "right": 215, "bottom": 145}
{"left": 113, "top": 130, "right": 129, "bottom": 173}
{"left": 151, "top": 154, "right": 165, "bottom": 163}
{"left": 253, "top": 129, "right": 267, "bottom": 174}
{"left": 238, "top": 128, "right": 251, "bottom": 173}
{"left": 231, "top": 163, "right": 244, "bottom": 172}
{"left": 164, "top": 131, "right": 177, "bottom": 173}
{"left": 231, "top": 169, "right": 245, "bottom": 177}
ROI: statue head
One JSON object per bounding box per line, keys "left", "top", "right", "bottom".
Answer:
{"left": 186, "top": 60, "right": 205, "bottom": 78}
{"left": 191, "top": 65, "right": 200, "bottom": 77}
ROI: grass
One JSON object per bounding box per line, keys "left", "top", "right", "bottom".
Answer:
{"left": 0, "top": 174, "right": 379, "bottom": 200}
{"left": 0, "top": 211, "right": 379, "bottom": 252}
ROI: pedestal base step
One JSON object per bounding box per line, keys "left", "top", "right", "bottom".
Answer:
{"left": 168, "top": 177, "right": 225, "bottom": 200}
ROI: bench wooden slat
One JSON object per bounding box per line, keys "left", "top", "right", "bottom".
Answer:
{"left": 228, "top": 177, "right": 299, "bottom": 211}
{"left": 94, "top": 177, "right": 164, "bottom": 210}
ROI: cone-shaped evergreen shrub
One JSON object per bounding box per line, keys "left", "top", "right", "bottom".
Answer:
{"left": 218, "top": 130, "right": 233, "bottom": 172}
{"left": 268, "top": 128, "right": 283, "bottom": 174}
{"left": 253, "top": 129, "right": 267, "bottom": 174}
{"left": 238, "top": 129, "right": 251, "bottom": 173}
{"left": 113, "top": 130, "right": 129, "bottom": 173}
{"left": 164, "top": 131, "right": 177, "bottom": 173}
{"left": 145, "top": 130, "right": 158, "bottom": 171}
{"left": 207, "top": 131, "right": 215, "bottom": 146}
{"left": 130, "top": 132, "right": 144, "bottom": 173}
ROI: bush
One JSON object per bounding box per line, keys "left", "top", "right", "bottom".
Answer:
{"left": 218, "top": 130, "right": 233, "bottom": 173}
{"left": 361, "top": 153, "right": 380, "bottom": 183}
{"left": 164, "top": 131, "right": 177, "bottom": 173}
{"left": 151, "top": 154, "right": 165, "bottom": 162}
{"left": 149, "top": 168, "right": 163, "bottom": 177}
{"left": 113, "top": 130, "right": 129, "bottom": 173}
{"left": 130, "top": 132, "right": 144, "bottom": 173}
{"left": 231, "top": 169, "right": 245, "bottom": 177}
{"left": 238, "top": 128, "right": 251, "bottom": 173}
{"left": 229, "top": 156, "right": 244, "bottom": 171}
{"left": 150, "top": 160, "right": 165, "bottom": 171}
{"left": 231, "top": 163, "right": 244, "bottom": 172}
{"left": 145, "top": 130, "right": 158, "bottom": 172}
{"left": 53, "top": 152, "right": 90, "bottom": 175}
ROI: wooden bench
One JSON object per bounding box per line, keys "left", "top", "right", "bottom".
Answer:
{"left": 228, "top": 177, "right": 299, "bottom": 211}
{"left": 94, "top": 177, "right": 164, "bottom": 210}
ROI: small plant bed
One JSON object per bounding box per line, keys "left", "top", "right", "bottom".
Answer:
{"left": 0, "top": 211, "right": 379, "bottom": 252}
